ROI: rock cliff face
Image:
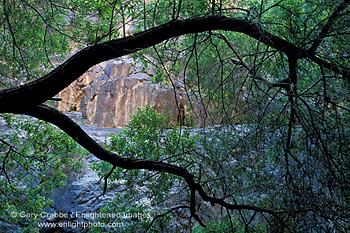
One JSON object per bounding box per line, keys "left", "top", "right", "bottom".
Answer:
{"left": 55, "top": 58, "right": 200, "bottom": 127}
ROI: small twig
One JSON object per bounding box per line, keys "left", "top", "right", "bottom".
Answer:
{"left": 143, "top": 205, "right": 190, "bottom": 233}
{"left": 93, "top": 165, "right": 116, "bottom": 202}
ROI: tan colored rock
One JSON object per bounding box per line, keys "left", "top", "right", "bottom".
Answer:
{"left": 55, "top": 58, "right": 202, "bottom": 127}
{"left": 55, "top": 58, "right": 132, "bottom": 112}
{"left": 80, "top": 73, "right": 191, "bottom": 127}
{"left": 54, "top": 72, "right": 95, "bottom": 112}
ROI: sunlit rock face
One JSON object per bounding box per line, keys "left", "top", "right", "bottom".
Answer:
{"left": 55, "top": 58, "right": 201, "bottom": 127}
{"left": 54, "top": 58, "right": 133, "bottom": 114}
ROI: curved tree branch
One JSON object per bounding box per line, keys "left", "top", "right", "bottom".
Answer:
{"left": 1, "top": 16, "right": 349, "bottom": 112}
{"left": 1, "top": 12, "right": 347, "bottom": 228}
{"left": 11, "top": 104, "right": 283, "bottom": 225}
{"left": 0, "top": 2, "right": 348, "bottom": 230}
{"left": 1, "top": 15, "right": 335, "bottom": 112}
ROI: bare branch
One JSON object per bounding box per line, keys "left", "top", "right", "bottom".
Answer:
{"left": 143, "top": 205, "right": 190, "bottom": 233}
{"left": 308, "top": 0, "right": 350, "bottom": 54}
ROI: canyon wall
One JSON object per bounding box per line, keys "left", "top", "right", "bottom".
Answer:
{"left": 54, "top": 57, "right": 202, "bottom": 127}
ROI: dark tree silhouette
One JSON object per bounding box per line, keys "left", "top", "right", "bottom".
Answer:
{"left": 1, "top": 0, "right": 349, "bottom": 232}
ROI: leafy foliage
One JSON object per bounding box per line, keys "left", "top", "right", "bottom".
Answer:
{"left": 1, "top": 0, "right": 350, "bottom": 232}
{"left": 91, "top": 106, "right": 200, "bottom": 232}
{"left": 0, "top": 114, "right": 86, "bottom": 232}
